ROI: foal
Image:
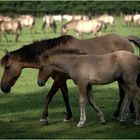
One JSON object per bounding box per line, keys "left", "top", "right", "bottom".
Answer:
{"left": 37, "top": 49, "right": 140, "bottom": 127}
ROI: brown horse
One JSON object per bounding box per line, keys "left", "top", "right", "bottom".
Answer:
{"left": 0, "top": 20, "right": 21, "bottom": 42}
{"left": 37, "top": 49, "right": 140, "bottom": 127}
{"left": 0, "top": 34, "right": 140, "bottom": 125}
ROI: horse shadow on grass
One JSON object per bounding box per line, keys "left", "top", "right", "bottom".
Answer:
{"left": 0, "top": 85, "right": 139, "bottom": 139}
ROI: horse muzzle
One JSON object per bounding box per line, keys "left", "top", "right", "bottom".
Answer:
{"left": 1, "top": 85, "right": 11, "bottom": 93}
{"left": 37, "top": 80, "right": 45, "bottom": 87}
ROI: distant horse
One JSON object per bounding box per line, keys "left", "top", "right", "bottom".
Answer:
{"left": 123, "top": 15, "right": 133, "bottom": 27}
{"left": 37, "top": 49, "right": 140, "bottom": 127}
{"left": 1, "top": 34, "right": 140, "bottom": 125}
{"left": 98, "top": 14, "right": 114, "bottom": 30}
{"left": 133, "top": 14, "right": 140, "bottom": 26}
{"left": 18, "top": 15, "right": 35, "bottom": 33}
{"left": 42, "top": 15, "right": 57, "bottom": 33}
{"left": 0, "top": 20, "right": 21, "bottom": 42}
{"left": 0, "top": 16, "right": 12, "bottom": 22}
{"left": 61, "top": 19, "right": 103, "bottom": 36}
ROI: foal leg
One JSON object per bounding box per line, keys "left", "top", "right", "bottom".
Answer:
{"left": 77, "top": 85, "right": 87, "bottom": 127}
{"left": 87, "top": 85, "right": 105, "bottom": 124}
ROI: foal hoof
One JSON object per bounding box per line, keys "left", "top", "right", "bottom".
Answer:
{"left": 63, "top": 118, "right": 73, "bottom": 123}
{"left": 40, "top": 118, "right": 48, "bottom": 125}
{"left": 77, "top": 120, "right": 86, "bottom": 128}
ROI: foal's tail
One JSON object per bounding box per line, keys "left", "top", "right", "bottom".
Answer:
{"left": 127, "top": 35, "right": 140, "bottom": 50}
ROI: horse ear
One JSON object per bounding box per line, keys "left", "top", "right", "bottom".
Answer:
{"left": 3, "top": 49, "right": 10, "bottom": 57}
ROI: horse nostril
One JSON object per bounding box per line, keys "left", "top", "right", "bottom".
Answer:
{"left": 37, "top": 80, "right": 45, "bottom": 87}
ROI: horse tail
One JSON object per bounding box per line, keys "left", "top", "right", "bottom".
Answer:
{"left": 127, "top": 35, "right": 140, "bottom": 49}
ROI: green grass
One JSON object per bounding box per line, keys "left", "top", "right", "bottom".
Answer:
{"left": 0, "top": 16, "right": 140, "bottom": 139}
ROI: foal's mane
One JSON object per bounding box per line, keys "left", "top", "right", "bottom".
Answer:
{"left": 39, "top": 48, "right": 87, "bottom": 62}
{"left": 1, "top": 35, "right": 74, "bottom": 66}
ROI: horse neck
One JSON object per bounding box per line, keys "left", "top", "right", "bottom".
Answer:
{"left": 21, "top": 61, "right": 40, "bottom": 69}
{"left": 16, "top": 58, "right": 41, "bottom": 69}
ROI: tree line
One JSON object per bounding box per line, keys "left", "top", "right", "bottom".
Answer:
{"left": 0, "top": 1, "right": 140, "bottom": 16}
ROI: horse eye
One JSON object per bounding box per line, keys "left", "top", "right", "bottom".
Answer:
{"left": 40, "top": 68, "right": 43, "bottom": 71}
{"left": 5, "top": 66, "right": 10, "bottom": 70}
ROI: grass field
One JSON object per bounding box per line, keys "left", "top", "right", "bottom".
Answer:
{"left": 0, "top": 16, "right": 140, "bottom": 139}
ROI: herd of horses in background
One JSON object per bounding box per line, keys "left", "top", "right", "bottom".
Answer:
{"left": 1, "top": 13, "right": 140, "bottom": 42}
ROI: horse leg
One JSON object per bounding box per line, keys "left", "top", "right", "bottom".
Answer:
{"left": 77, "top": 85, "right": 87, "bottom": 127}
{"left": 3, "top": 33, "right": 8, "bottom": 42}
{"left": 120, "top": 77, "right": 140, "bottom": 124}
{"left": 60, "top": 81, "right": 73, "bottom": 123}
{"left": 87, "top": 85, "right": 105, "bottom": 124}
{"left": 41, "top": 78, "right": 73, "bottom": 125}
{"left": 112, "top": 80, "right": 135, "bottom": 119}
{"left": 40, "top": 80, "right": 60, "bottom": 125}
{"left": 15, "top": 32, "right": 19, "bottom": 42}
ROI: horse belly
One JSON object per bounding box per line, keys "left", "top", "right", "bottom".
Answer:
{"left": 88, "top": 65, "right": 119, "bottom": 85}
{"left": 77, "top": 22, "right": 93, "bottom": 33}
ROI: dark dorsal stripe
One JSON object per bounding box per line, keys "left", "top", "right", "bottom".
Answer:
{"left": 1, "top": 35, "right": 74, "bottom": 66}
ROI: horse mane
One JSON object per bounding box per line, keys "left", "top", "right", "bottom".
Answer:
{"left": 39, "top": 48, "right": 87, "bottom": 62}
{"left": 1, "top": 35, "right": 74, "bottom": 66}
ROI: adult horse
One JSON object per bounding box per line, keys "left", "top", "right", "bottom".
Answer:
{"left": 37, "top": 49, "right": 140, "bottom": 127}
{"left": 18, "top": 15, "right": 35, "bottom": 33}
{"left": 0, "top": 20, "right": 21, "bottom": 42}
{"left": 1, "top": 34, "right": 140, "bottom": 125}
{"left": 61, "top": 19, "right": 103, "bottom": 37}
{"left": 42, "top": 15, "right": 57, "bottom": 33}
{"left": 123, "top": 15, "right": 133, "bottom": 27}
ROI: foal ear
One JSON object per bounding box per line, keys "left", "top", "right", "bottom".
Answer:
{"left": 3, "top": 49, "right": 10, "bottom": 57}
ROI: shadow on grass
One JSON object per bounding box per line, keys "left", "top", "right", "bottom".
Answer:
{"left": 0, "top": 86, "right": 139, "bottom": 139}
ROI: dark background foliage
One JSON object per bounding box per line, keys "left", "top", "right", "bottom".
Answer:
{"left": 0, "top": 1, "right": 139, "bottom": 16}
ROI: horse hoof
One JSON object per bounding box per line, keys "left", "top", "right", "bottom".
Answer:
{"left": 63, "top": 118, "right": 73, "bottom": 123}
{"left": 134, "top": 120, "right": 140, "bottom": 125}
{"left": 100, "top": 119, "right": 106, "bottom": 124}
{"left": 40, "top": 119, "right": 48, "bottom": 125}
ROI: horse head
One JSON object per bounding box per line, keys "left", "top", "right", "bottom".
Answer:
{"left": 0, "top": 50, "right": 22, "bottom": 93}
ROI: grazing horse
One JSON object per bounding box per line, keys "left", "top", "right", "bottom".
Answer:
{"left": 61, "top": 19, "right": 103, "bottom": 36}
{"left": 1, "top": 34, "right": 140, "bottom": 125}
{"left": 0, "top": 20, "right": 21, "bottom": 42}
{"left": 98, "top": 14, "right": 114, "bottom": 31}
{"left": 42, "top": 15, "right": 57, "bottom": 33}
{"left": 0, "top": 16, "right": 12, "bottom": 22}
{"left": 37, "top": 49, "right": 140, "bottom": 127}
{"left": 123, "top": 15, "right": 133, "bottom": 27}
{"left": 18, "top": 15, "right": 35, "bottom": 33}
